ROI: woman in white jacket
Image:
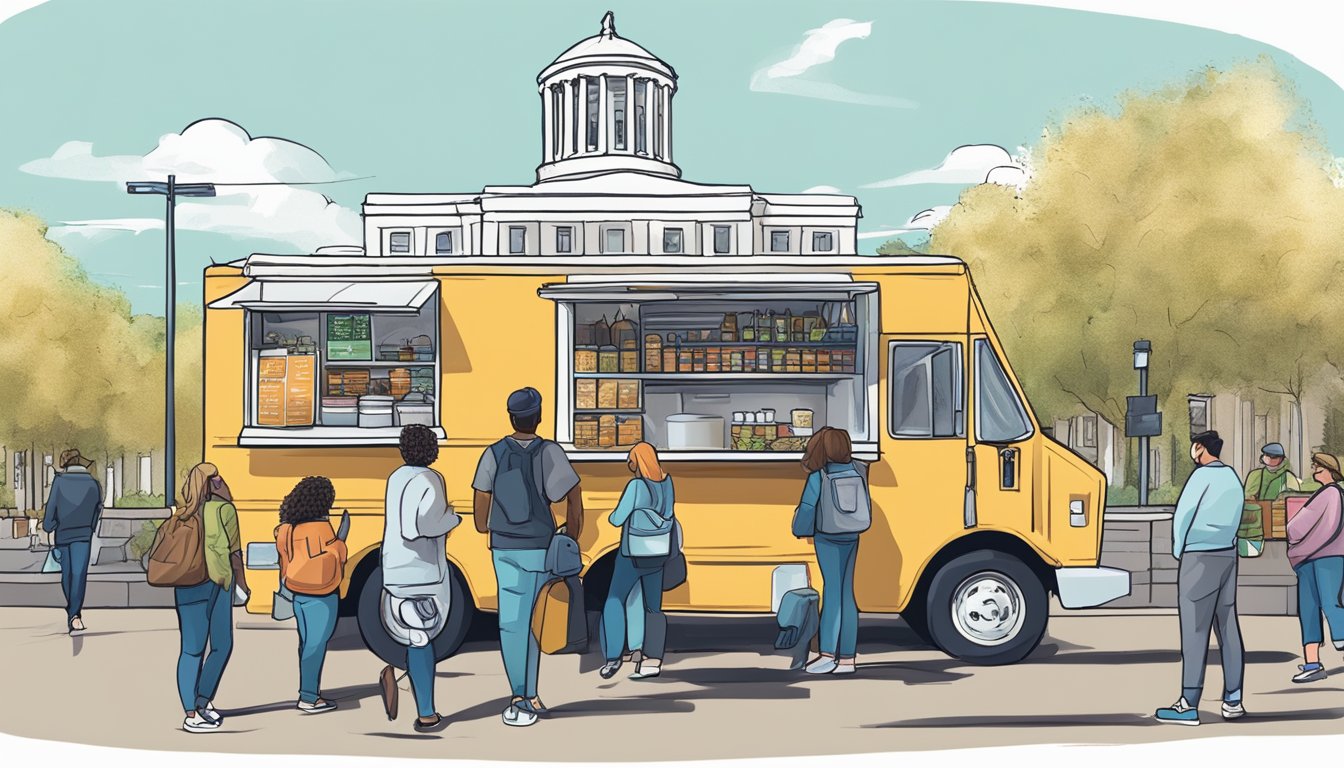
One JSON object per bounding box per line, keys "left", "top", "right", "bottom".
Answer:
{"left": 378, "top": 425, "right": 461, "bottom": 733}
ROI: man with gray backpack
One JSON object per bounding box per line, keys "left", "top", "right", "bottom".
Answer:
{"left": 472, "top": 387, "right": 583, "bottom": 727}
{"left": 791, "top": 427, "right": 871, "bottom": 675}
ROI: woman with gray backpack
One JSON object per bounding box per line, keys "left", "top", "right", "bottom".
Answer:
{"left": 791, "top": 427, "right": 871, "bottom": 675}
{"left": 599, "top": 442, "right": 677, "bottom": 680}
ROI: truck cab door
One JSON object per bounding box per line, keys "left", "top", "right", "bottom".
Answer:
{"left": 968, "top": 337, "right": 1036, "bottom": 533}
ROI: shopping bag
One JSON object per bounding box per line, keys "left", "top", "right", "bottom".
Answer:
{"left": 531, "top": 576, "right": 587, "bottom": 654}
{"left": 42, "top": 547, "right": 62, "bottom": 573}
{"left": 271, "top": 583, "right": 295, "bottom": 621}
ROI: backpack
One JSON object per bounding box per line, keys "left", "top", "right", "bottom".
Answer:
{"left": 281, "top": 522, "right": 343, "bottom": 595}
{"left": 774, "top": 587, "right": 820, "bottom": 670}
{"left": 621, "top": 479, "right": 675, "bottom": 558}
{"left": 531, "top": 575, "right": 588, "bottom": 654}
{"left": 146, "top": 507, "right": 208, "bottom": 588}
{"left": 815, "top": 463, "right": 872, "bottom": 535}
{"left": 488, "top": 438, "right": 556, "bottom": 545}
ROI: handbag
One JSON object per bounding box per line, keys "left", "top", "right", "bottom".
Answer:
{"left": 662, "top": 519, "right": 687, "bottom": 591}
{"left": 531, "top": 575, "right": 587, "bottom": 654}
{"left": 545, "top": 529, "right": 582, "bottom": 578}
{"left": 271, "top": 582, "right": 295, "bottom": 621}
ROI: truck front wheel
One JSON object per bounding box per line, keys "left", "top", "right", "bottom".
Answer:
{"left": 924, "top": 550, "right": 1047, "bottom": 666}
{"left": 354, "top": 563, "right": 473, "bottom": 667}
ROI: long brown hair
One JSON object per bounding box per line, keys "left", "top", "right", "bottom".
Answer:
{"left": 627, "top": 442, "right": 668, "bottom": 482}
{"left": 178, "top": 462, "right": 218, "bottom": 519}
{"left": 801, "top": 427, "right": 852, "bottom": 472}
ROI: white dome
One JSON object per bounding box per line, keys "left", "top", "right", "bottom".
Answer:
{"left": 538, "top": 12, "right": 676, "bottom": 85}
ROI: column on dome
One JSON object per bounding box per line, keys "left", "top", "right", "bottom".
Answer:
{"left": 662, "top": 84, "right": 673, "bottom": 163}
{"left": 542, "top": 87, "right": 555, "bottom": 163}
{"left": 622, "top": 74, "right": 634, "bottom": 153}
{"left": 638, "top": 77, "right": 653, "bottom": 157}
{"left": 565, "top": 78, "right": 578, "bottom": 157}
{"left": 595, "top": 75, "right": 608, "bottom": 154}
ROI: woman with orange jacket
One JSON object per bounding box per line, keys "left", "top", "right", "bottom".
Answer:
{"left": 275, "top": 476, "right": 349, "bottom": 714}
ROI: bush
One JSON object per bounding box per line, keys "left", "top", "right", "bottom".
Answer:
{"left": 1106, "top": 484, "right": 1182, "bottom": 507}
{"left": 116, "top": 492, "right": 166, "bottom": 508}
{"left": 127, "top": 520, "right": 163, "bottom": 562}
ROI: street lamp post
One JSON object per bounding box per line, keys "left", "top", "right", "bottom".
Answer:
{"left": 1133, "top": 340, "right": 1152, "bottom": 507}
{"left": 126, "top": 175, "right": 215, "bottom": 506}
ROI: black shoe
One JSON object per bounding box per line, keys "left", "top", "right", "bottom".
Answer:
{"left": 413, "top": 713, "right": 445, "bottom": 733}
{"left": 599, "top": 660, "right": 623, "bottom": 679}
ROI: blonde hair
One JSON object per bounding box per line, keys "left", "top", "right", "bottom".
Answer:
{"left": 178, "top": 462, "right": 219, "bottom": 519}
{"left": 626, "top": 442, "right": 667, "bottom": 482}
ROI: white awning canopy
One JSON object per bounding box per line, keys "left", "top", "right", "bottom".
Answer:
{"left": 209, "top": 280, "right": 438, "bottom": 313}
{"left": 537, "top": 279, "right": 878, "bottom": 302}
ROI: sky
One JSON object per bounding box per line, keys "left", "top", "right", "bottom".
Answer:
{"left": 2, "top": 0, "right": 1343, "bottom": 314}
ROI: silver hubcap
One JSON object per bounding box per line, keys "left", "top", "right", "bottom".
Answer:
{"left": 951, "top": 571, "right": 1026, "bottom": 646}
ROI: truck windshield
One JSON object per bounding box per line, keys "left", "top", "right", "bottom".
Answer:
{"left": 975, "top": 339, "right": 1032, "bottom": 443}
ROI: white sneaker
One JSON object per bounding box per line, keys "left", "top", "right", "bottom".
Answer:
{"left": 805, "top": 656, "right": 838, "bottom": 675}
{"left": 200, "top": 702, "right": 222, "bottom": 724}
{"left": 183, "top": 712, "right": 220, "bottom": 733}
{"left": 832, "top": 661, "right": 857, "bottom": 675}
{"left": 1221, "top": 700, "right": 1246, "bottom": 720}
{"left": 297, "top": 699, "right": 337, "bottom": 714}
{"left": 502, "top": 702, "right": 538, "bottom": 727}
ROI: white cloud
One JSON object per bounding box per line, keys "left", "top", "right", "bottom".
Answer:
{"left": 23, "top": 118, "right": 362, "bottom": 250}
{"left": 802, "top": 185, "right": 843, "bottom": 193}
{"left": 863, "top": 145, "right": 1029, "bottom": 188}
{"left": 750, "top": 19, "right": 917, "bottom": 108}
{"left": 857, "top": 205, "right": 954, "bottom": 239}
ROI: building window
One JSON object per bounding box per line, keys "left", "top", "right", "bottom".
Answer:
{"left": 770, "top": 231, "right": 790, "bottom": 252}
{"left": 663, "top": 228, "right": 683, "bottom": 254}
{"left": 389, "top": 231, "right": 411, "bottom": 254}
{"left": 1188, "top": 395, "right": 1213, "bottom": 436}
{"left": 655, "top": 91, "right": 664, "bottom": 158}
{"left": 888, "top": 342, "right": 964, "bottom": 438}
{"left": 635, "top": 79, "right": 647, "bottom": 155}
{"left": 508, "top": 226, "right": 526, "bottom": 255}
{"left": 570, "top": 80, "right": 579, "bottom": 154}
{"left": 434, "top": 231, "right": 453, "bottom": 255}
{"left": 586, "top": 76, "right": 599, "bottom": 151}
{"left": 713, "top": 226, "right": 731, "bottom": 255}
{"left": 556, "top": 227, "right": 573, "bottom": 254}
{"left": 813, "top": 231, "right": 834, "bottom": 252}
{"left": 604, "top": 228, "right": 625, "bottom": 253}
{"left": 609, "top": 76, "right": 627, "bottom": 151}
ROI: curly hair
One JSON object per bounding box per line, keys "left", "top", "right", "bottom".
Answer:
{"left": 399, "top": 424, "right": 439, "bottom": 467}
{"left": 279, "top": 476, "right": 336, "bottom": 525}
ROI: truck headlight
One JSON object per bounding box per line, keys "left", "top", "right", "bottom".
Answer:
{"left": 1069, "top": 500, "right": 1087, "bottom": 527}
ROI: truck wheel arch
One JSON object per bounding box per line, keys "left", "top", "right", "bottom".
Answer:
{"left": 903, "top": 531, "right": 1059, "bottom": 615}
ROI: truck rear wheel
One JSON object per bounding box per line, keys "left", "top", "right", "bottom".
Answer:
{"left": 354, "top": 562, "right": 473, "bottom": 668}
{"left": 924, "top": 550, "right": 1047, "bottom": 666}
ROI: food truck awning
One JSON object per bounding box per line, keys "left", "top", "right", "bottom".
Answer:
{"left": 209, "top": 279, "right": 438, "bottom": 313}
{"left": 538, "top": 277, "right": 879, "bottom": 302}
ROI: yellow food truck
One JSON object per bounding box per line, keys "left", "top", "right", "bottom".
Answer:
{"left": 203, "top": 253, "right": 1128, "bottom": 666}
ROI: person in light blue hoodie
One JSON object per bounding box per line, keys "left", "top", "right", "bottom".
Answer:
{"left": 1155, "top": 430, "right": 1247, "bottom": 726}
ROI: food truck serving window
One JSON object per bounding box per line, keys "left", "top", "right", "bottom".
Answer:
{"left": 541, "top": 281, "right": 879, "bottom": 461}
{"left": 211, "top": 280, "right": 442, "bottom": 445}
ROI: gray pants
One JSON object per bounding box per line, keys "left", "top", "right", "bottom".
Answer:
{"left": 1178, "top": 548, "right": 1244, "bottom": 706}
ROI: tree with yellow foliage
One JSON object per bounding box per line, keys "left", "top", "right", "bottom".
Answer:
{"left": 930, "top": 61, "right": 1344, "bottom": 479}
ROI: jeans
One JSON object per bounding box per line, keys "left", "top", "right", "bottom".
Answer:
{"left": 174, "top": 580, "right": 233, "bottom": 713}
{"left": 602, "top": 555, "right": 666, "bottom": 662}
{"left": 816, "top": 534, "right": 860, "bottom": 657}
{"left": 1294, "top": 556, "right": 1344, "bottom": 646}
{"left": 625, "top": 587, "right": 643, "bottom": 652}
{"left": 406, "top": 643, "right": 437, "bottom": 718}
{"left": 492, "top": 548, "right": 548, "bottom": 699}
{"left": 55, "top": 541, "right": 92, "bottom": 621}
{"left": 293, "top": 592, "right": 339, "bottom": 704}
{"left": 1178, "top": 549, "right": 1244, "bottom": 706}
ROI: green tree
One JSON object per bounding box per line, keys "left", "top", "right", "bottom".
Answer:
{"left": 930, "top": 61, "right": 1344, "bottom": 448}
{"left": 0, "top": 210, "right": 203, "bottom": 496}
{"left": 877, "top": 238, "right": 927, "bottom": 256}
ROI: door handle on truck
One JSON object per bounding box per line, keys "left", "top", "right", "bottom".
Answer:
{"left": 964, "top": 447, "right": 977, "bottom": 528}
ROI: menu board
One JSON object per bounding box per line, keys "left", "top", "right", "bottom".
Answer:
{"left": 285, "top": 355, "right": 315, "bottom": 426}
{"left": 327, "top": 314, "right": 372, "bottom": 361}
{"left": 257, "top": 353, "right": 287, "bottom": 426}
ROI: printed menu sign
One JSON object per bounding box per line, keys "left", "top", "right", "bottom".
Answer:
{"left": 327, "top": 313, "right": 372, "bottom": 360}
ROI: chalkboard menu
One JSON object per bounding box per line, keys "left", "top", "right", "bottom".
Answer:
{"left": 326, "top": 314, "right": 372, "bottom": 360}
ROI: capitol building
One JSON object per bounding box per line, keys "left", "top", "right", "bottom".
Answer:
{"left": 356, "top": 12, "right": 862, "bottom": 260}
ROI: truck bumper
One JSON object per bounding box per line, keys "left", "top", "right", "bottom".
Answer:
{"left": 1054, "top": 566, "right": 1131, "bottom": 609}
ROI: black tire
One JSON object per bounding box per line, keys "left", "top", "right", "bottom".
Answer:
{"left": 898, "top": 598, "right": 934, "bottom": 647}
{"left": 924, "top": 550, "right": 1047, "bottom": 666}
{"left": 355, "top": 563, "right": 473, "bottom": 668}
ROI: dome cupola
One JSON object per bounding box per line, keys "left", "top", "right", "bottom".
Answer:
{"left": 536, "top": 12, "right": 680, "bottom": 182}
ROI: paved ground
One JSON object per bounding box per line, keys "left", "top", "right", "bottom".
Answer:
{"left": 0, "top": 606, "right": 1341, "bottom": 761}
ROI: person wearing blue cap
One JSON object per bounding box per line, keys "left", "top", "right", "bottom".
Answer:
{"left": 1241, "top": 443, "right": 1303, "bottom": 557}
{"left": 472, "top": 386, "right": 584, "bottom": 727}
